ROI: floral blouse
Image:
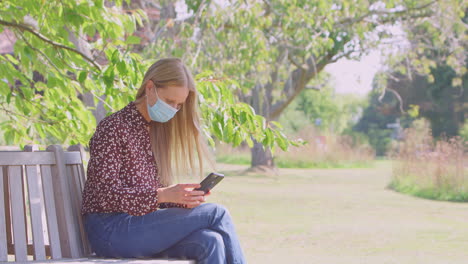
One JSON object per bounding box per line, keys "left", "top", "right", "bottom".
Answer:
{"left": 81, "top": 101, "right": 187, "bottom": 216}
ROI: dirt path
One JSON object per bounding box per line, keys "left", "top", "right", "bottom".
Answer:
{"left": 213, "top": 161, "right": 468, "bottom": 264}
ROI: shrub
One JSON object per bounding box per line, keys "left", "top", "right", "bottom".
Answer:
{"left": 460, "top": 121, "right": 468, "bottom": 142}
{"left": 390, "top": 119, "right": 468, "bottom": 201}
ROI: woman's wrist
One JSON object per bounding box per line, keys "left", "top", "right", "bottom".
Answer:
{"left": 156, "top": 187, "right": 167, "bottom": 203}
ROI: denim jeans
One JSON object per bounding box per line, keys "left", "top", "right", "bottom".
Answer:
{"left": 83, "top": 202, "right": 247, "bottom": 264}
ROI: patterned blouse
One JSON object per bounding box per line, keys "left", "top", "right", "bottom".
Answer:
{"left": 81, "top": 101, "right": 187, "bottom": 216}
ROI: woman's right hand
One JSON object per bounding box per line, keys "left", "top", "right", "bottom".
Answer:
{"left": 157, "top": 183, "right": 206, "bottom": 207}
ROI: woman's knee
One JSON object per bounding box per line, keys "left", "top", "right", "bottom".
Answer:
{"left": 169, "top": 229, "right": 225, "bottom": 262}
{"left": 199, "top": 229, "right": 224, "bottom": 248}
{"left": 200, "top": 202, "right": 230, "bottom": 217}
{"left": 194, "top": 229, "right": 225, "bottom": 259}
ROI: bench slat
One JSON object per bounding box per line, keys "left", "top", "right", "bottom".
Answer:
{"left": 65, "top": 165, "right": 86, "bottom": 256}
{"left": 69, "top": 165, "right": 84, "bottom": 209}
{"left": 2, "top": 166, "right": 13, "bottom": 256}
{"left": 47, "top": 145, "right": 82, "bottom": 258}
{"left": 0, "top": 153, "right": 56, "bottom": 166}
{"left": 26, "top": 165, "right": 47, "bottom": 260}
{"left": 64, "top": 152, "right": 83, "bottom": 165}
{"left": 68, "top": 145, "right": 92, "bottom": 256}
{"left": 9, "top": 165, "right": 28, "bottom": 261}
{"left": 69, "top": 164, "right": 91, "bottom": 256}
{"left": 30, "top": 257, "right": 196, "bottom": 263}
{"left": 41, "top": 165, "right": 62, "bottom": 259}
{"left": 0, "top": 167, "right": 8, "bottom": 261}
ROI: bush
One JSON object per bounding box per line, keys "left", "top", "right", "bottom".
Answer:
{"left": 460, "top": 121, "right": 468, "bottom": 142}
{"left": 390, "top": 119, "right": 468, "bottom": 202}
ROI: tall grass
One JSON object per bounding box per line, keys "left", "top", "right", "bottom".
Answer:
{"left": 216, "top": 126, "right": 375, "bottom": 168}
{"left": 389, "top": 119, "right": 468, "bottom": 201}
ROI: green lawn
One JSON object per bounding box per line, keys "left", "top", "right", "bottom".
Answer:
{"left": 202, "top": 161, "right": 468, "bottom": 264}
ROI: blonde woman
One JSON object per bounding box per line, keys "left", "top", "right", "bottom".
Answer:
{"left": 81, "top": 58, "right": 246, "bottom": 263}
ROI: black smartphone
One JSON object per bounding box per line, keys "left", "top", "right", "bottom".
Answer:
{"left": 194, "top": 172, "right": 224, "bottom": 193}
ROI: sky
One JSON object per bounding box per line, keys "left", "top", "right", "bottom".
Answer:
{"left": 325, "top": 50, "right": 383, "bottom": 97}
{"left": 325, "top": 25, "right": 407, "bottom": 97}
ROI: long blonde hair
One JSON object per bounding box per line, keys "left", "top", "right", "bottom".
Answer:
{"left": 135, "top": 58, "right": 214, "bottom": 186}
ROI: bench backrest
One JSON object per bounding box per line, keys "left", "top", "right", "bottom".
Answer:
{"left": 0, "top": 144, "right": 91, "bottom": 262}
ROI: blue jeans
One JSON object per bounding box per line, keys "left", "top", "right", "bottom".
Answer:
{"left": 83, "top": 203, "right": 247, "bottom": 264}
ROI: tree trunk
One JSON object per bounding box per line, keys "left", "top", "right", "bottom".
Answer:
{"left": 251, "top": 139, "right": 274, "bottom": 167}
{"left": 246, "top": 81, "right": 277, "bottom": 172}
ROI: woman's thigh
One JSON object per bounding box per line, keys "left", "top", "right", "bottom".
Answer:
{"left": 86, "top": 202, "right": 228, "bottom": 258}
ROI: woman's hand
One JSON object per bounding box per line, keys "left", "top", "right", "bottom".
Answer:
{"left": 157, "top": 184, "right": 210, "bottom": 208}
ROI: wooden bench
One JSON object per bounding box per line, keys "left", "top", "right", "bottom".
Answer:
{"left": 0, "top": 144, "right": 195, "bottom": 263}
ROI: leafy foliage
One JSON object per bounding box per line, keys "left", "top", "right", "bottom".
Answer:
{"left": 137, "top": 0, "right": 443, "bottom": 164}
{"left": 370, "top": 6, "right": 467, "bottom": 141}
{"left": 0, "top": 0, "right": 296, "bottom": 151}
{"left": 196, "top": 71, "right": 302, "bottom": 151}
{"left": 142, "top": 0, "right": 440, "bottom": 121}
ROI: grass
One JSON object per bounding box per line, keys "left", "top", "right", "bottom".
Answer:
{"left": 200, "top": 162, "right": 468, "bottom": 263}
{"left": 216, "top": 153, "right": 373, "bottom": 169}
{"left": 389, "top": 176, "right": 468, "bottom": 202}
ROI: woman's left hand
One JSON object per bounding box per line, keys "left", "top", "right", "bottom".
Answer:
{"left": 185, "top": 189, "right": 211, "bottom": 209}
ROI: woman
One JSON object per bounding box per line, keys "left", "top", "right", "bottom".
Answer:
{"left": 81, "top": 58, "right": 246, "bottom": 264}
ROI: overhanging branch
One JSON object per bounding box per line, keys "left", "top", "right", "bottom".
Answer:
{"left": 0, "top": 19, "right": 102, "bottom": 71}
{"left": 269, "top": 51, "right": 335, "bottom": 119}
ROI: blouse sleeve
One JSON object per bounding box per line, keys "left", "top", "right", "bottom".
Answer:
{"left": 159, "top": 202, "right": 187, "bottom": 209}
{"left": 87, "top": 120, "right": 161, "bottom": 215}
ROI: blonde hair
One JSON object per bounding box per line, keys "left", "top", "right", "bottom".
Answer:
{"left": 135, "top": 58, "right": 214, "bottom": 186}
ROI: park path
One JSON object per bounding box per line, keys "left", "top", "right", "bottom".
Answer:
{"left": 215, "top": 161, "right": 468, "bottom": 264}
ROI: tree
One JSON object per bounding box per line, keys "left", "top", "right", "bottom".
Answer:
{"left": 138, "top": 0, "right": 442, "bottom": 169}
{"left": 0, "top": 0, "right": 295, "bottom": 152}
{"left": 374, "top": 3, "right": 467, "bottom": 138}
{"left": 353, "top": 74, "right": 411, "bottom": 156}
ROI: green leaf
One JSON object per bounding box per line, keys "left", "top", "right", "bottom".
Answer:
{"left": 239, "top": 111, "right": 247, "bottom": 124}
{"left": 245, "top": 136, "right": 254, "bottom": 148}
{"left": 78, "top": 71, "right": 87, "bottom": 83}
{"left": 23, "top": 46, "right": 33, "bottom": 60}
{"left": 232, "top": 131, "right": 242, "bottom": 147}
{"left": 111, "top": 49, "right": 120, "bottom": 64}
{"left": 117, "top": 61, "right": 128, "bottom": 75}
{"left": 125, "top": 35, "right": 141, "bottom": 45}
{"left": 0, "top": 81, "right": 9, "bottom": 95}
{"left": 4, "top": 130, "right": 14, "bottom": 145}
{"left": 276, "top": 135, "right": 288, "bottom": 151}
{"left": 213, "top": 122, "right": 223, "bottom": 139}
{"left": 103, "top": 66, "right": 115, "bottom": 88}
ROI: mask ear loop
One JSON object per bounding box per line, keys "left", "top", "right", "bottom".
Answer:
{"left": 145, "top": 81, "right": 159, "bottom": 105}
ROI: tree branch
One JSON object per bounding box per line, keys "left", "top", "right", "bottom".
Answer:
{"left": 269, "top": 51, "right": 335, "bottom": 120}
{"left": 0, "top": 19, "right": 102, "bottom": 71}
{"left": 379, "top": 87, "right": 405, "bottom": 114}
{"left": 329, "top": 49, "right": 356, "bottom": 63}
{"left": 337, "top": 0, "right": 437, "bottom": 27}
{"left": 287, "top": 52, "right": 305, "bottom": 70}
{"left": 0, "top": 103, "right": 58, "bottom": 125}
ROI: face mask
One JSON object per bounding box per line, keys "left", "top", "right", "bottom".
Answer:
{"left": 147, "top": 88, "right": 179, "bottom": 123}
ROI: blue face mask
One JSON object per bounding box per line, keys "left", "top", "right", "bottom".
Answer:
{"left": 147, "top": 88, "right": 179, "bottom": 123}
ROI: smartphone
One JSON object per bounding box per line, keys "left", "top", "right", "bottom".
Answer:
{"left": 194, "top": 172, "right": 224, "bottom": 193}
